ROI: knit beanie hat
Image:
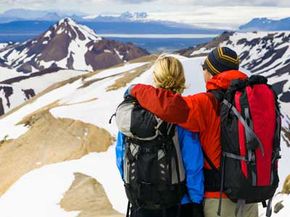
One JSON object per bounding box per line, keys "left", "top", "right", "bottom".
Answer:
{"left": 203, "top": 47, "right": 239, "bottom": 76}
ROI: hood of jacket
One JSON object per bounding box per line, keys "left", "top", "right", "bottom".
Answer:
{"left": 206, "top": 70, "right": 248, "bottom": 91}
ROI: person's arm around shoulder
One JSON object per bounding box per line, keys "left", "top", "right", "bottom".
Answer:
{"left": 177, "top": 126, "right": 204, "bottom": 204}
{"left": 131, "top": 84, "right": 207, "bottom": 132}
{"left": 115, "top": 132, "right": 125, "bottom": 179}
{"left": 131, "top": 84, "right": 190, "bottom": 123}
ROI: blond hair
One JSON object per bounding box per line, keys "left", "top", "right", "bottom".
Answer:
{"left": 153, "top": 55, "right": 185, "bottom": 94}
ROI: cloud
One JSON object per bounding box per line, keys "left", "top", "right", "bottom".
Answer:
{"left": 0, "top": 0, "right": 290, "bottom": 28}
{"left": 1, "top": 0, "right": 290, "bottom": 8}
{"left": 119, "top": 0, "right": 156, "bottom": 3}
{"left": 149, "top": 6, "right": 290, "bottom": 29}
{"left": 155, "top": 0, "right": 290, "bottom": 7}
{"left": 1, "top": 0, "right": 156, "bottom": 4}
{"left": 1, "top": 0, "right": 49, "bottom": 3}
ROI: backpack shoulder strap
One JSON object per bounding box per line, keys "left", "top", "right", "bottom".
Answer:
{"left": 208, "top": 89, "right": 226, "bottom": 103}
{"left": 206, "top": 90, "right": 226, "bottom": 116}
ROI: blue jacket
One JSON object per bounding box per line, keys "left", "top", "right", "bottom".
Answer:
{"left": 115, "top": 126, "right": 204, "bottom": 204}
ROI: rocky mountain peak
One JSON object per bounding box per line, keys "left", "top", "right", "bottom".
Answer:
{"left": 0, "top": 19, "right": 148, "bottom": 73}
{"left": 45, "top": 17, "right": 102, "bottom": 42}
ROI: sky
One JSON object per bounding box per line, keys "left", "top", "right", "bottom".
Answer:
{"left": 0, "top": 0, "right": 290, "bottom": 29}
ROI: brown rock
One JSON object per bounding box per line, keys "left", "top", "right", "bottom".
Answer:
{"left": 60, "top": 172, "right": 123, "bottom": 217}
{"left": 0, "top": 110, "right": 113, "bottom": 195}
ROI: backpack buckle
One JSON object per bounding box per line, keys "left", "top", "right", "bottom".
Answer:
{"left": 247, "top": 151, "right": 256, "bottom": 164}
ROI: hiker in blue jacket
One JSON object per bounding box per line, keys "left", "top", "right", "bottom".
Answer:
{"left": 115, "top": 56, "right": 204, "bottom": 217}
{"left": 116, "top": 129, "right": 204, "bottom": 216}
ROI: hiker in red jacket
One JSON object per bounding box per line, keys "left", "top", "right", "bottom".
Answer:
{"left": 128, "top": 47, "right": 258, "bottom": 217}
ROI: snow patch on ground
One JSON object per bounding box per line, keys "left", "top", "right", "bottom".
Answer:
{"left": 0, "top": 43, "right": 9, "bottom": 50}
{"left": 0, "top": 80, "right": 82, "bottom": 140}
{"left": 259, "top": 193, "right": 290, "bottom": 217}
{"left": 278, "top": 140, "right": 290, "bottom": 193}
{"left": 0, "top": 67, "right": 25, "bottom": 82}
{"left": 0, "top": 147, "right": 126, "bottom": 217}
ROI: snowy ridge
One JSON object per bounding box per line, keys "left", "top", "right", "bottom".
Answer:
{"left": 183, "top": 31, "right": 290, "bottom": 80}
{"left": 0, "top": 68, "right": 90, "bottom": 115}
{"left": 0, "top": 43, "right": 9, "bottom": 51}
{"left": 0, "top": 66, "right": 24, "bottom": 81}
{"left": 0, "top": 18, "right": 148, "bottom": 73}
{"left": 0, "top": 61, "right": 150, "bottom": 140}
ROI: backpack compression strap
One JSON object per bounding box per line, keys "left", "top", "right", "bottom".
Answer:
{"left": 130, "top": 116, "right": 164, "bottom": 141}
{"left": 222, "top": 99, "right": 265, "bottom": 156}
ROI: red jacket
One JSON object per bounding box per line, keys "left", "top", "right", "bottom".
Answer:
{"left": 131, "top": 70, "right": 248, "bottom": 198}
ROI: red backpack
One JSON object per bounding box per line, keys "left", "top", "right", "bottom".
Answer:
{"left": 207, "top": 75, "right": 281, "bottom": 217}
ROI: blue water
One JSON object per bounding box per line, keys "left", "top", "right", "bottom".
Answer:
{"left": 0, "top": 34, "right": 213, "bottom": 53}
{"left": 108, "top": 37, "right": 212, "bottom": 53}
{"left": 0, "top": 34, "right": 35, "bottom": 43}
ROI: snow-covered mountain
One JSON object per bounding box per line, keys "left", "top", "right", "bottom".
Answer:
{"left": 240, "top": 17, "right": 290, "bottom": 31}
{"left": 0, "top": 43, "right": 10, "bottom": 50}
{"left": 0, "top": 55, "right": 288, "bottom": 217}
{"left": 178, "top": 31, "right": 290, "bottom": 139}
{"left": 0, "top": 67, "right": 91, "bottom": 115}
{"left": 0, "top": 18, "right": 148, "bottom": 114}
{"left": 85, "top": 11, "right": 148, "bottom": 22}
{"left": 0, "top": 18, "right": 149, "bottom": 73}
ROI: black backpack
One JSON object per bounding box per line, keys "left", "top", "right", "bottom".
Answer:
{"left": 206, "top": 75, "right": 281, "bottom": 217}
{"left": 113, "top": 96, "right": 187, "bottom": 216}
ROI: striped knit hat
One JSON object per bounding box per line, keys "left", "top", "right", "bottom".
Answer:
{"left": 203, "top": 47, "right": 239, "bottom": 76}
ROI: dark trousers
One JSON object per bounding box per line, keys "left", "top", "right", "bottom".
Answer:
{"left": 130, "top": 203, "right": 204, "bottom": 217}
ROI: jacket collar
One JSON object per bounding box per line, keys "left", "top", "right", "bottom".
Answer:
{"left": 206, "top": 70, "right": 248, "bottom": 91}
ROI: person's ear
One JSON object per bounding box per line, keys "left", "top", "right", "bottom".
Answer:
{"left": 203, "top": 69, "right": 212, "bottom": 82}
{"left": 208, "top": 71, "right": 213, "bottom": 79}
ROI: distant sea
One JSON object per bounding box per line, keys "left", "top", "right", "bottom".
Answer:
{"left": 0, "top": 33, "right": 216, "bottom": 53}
